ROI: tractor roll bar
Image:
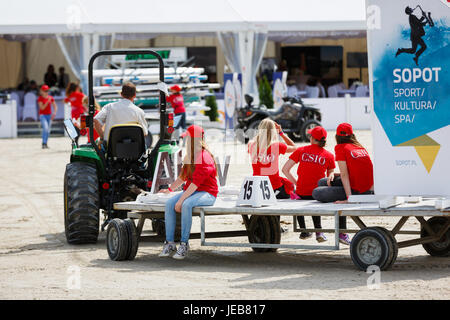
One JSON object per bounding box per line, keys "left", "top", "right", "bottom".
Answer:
{"left": 87, "top": 50, "right": 167, "bottom": 167}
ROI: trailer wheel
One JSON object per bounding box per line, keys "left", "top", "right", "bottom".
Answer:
{"left": 124, "top": 218, "right": 139, "bottom": 260}
{"left": 64, "top": 162, "right": 100, "bottom": 244}
{"left": 421, "top": 217, "right": 450, "bottom": 257}
{"left": 106, "top": 219, "right": 129, "bottom": 261}
{"left": 350, "top": 227, "right": 393, "bottom": 271}
{"left": 267, "top": 216, "right": 281, "bottom": 252}
{"left": 248, "top": 216, "right": 272, "bottom": 253}
{"left": 373, "top": 227, "right": 398, "bottom": 270}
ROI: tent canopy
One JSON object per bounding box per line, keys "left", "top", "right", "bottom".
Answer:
{"left": 0, "top": 0, "right": 366, "bottom": 35}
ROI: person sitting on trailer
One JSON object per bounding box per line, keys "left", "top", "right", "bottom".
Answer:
{"left": 282, "top": 126, "right": 334, "bottom": 243}
{"left": 158, "top": 124, "right": 218, "bottom": 260}
{"left": 312, "top": 123, "right": 374, "bottom": 245}
{"left": 248, "top": 119, "right": 297, "bottom": 199}
{"left": 167, "top": 85, "right": 186, "bottom": 130}
{"left": 93, "top": 82, "right": 148, "bottom": 149}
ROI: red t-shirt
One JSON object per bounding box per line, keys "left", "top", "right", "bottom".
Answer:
{"left": 183, "top": 150, "right": 218, "bottom": 197}
{"left": 289, "top": 144, "right": 335, "bottom": 196}
{"left": 167, "top": 94, "right": 186, "bottom": 114}
{"left": 37, "top": 95, "right": 54, "bottom": 115}
{"left": 66, "top": 92, "right": 85, "bottom": 120}
{"left": 249, "top": 142, "right": 287, "bottom": 190}
{"left": 335, "top": 143, "right": 374, "bottom": 193}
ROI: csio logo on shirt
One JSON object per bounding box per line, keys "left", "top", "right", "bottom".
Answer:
{"left": 301, "top": 153, "right": 326, "bottom": 165}
{"left": 257, "top": 153, "right": 275, "bottom": 164}
{"left": 350, "top": 149, "right": 369, "bottom": 159}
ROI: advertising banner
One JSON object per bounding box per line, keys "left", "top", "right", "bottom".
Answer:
{"left": 366, "top": 0, "right": 450, "bottom": 196}
{"left": 223, "top": 73, "right": 242, "bottom": 130}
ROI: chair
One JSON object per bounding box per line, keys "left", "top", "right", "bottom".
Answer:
{"left": 306, "top": 86, "right": 320, "bottom": 98}
{"left": 107, "top": 124, "right": 146, "bottom": 161}
{"left": 355, "top": 85, "right": 369, "bottom": 97}
{"left": 318, "top": 83, "right": 326, "bottom": 98}
{"left": 327, "top": 85, "right": 339, "bottom": 98}
{"left": 22, "top": 92, "right": 38, "bottom": 121}
{"left": 287, "top": 85, "right": 298, "bottom": 98}
{"left": 10, "top": 92, "right": 23, "bottom": 122}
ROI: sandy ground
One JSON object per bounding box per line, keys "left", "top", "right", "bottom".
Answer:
{"left": 0, "top": 130, "right": 448, "bottom": 300}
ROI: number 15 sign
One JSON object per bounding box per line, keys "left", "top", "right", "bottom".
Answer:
{"left": 236, "top": 176, "right": 277, "bottom": 207}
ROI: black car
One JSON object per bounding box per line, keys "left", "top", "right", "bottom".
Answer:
{"left": 235, "top": 94, "right": 322, "bottom": 143}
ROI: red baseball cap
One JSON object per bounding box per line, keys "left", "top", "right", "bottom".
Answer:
{"left": 180, "top": 125, "right": 204, "bottom": 138}
{"left": 308, "top": 126, "right": 327, "bottom": 141}
{"left": 170, "top": 85, "right": 181, "bottom": 92}
{"left": 41, "top": 85, "right": 50, "bottom": 91}
{"left": 336, "top": 123, "right": 353, "bottom": 137}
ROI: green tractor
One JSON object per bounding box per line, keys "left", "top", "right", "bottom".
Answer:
{"left": 63, "top": 50, "right": 180, "bottom": 244}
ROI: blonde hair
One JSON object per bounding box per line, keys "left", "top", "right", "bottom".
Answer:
{"left": 181, "top": 135, "right": 217, "bottom": 180}
{"left": 82, "top": 96, "right": 101, "bottom": 112}
{"left": 249, "top": 119, "right": 279, "bottom": 162}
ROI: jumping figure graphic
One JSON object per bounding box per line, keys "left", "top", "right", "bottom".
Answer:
{"left": 395, "top": 5, "right": 434, "bottom": 66}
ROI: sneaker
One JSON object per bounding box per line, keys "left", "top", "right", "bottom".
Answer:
{"left": 173, "top": 242, "right": 189, "bottom": 260}
{"left": 299, "top": 232, "right": 312, "bottom": 240}
{"left": 159, "top": 241, "right": 177, "bottom": 257}
{"left": 316, "top": 232, "right": 327, "bottom": 243}
{"left": 413, "top": 56, "right": 419, "bottom": 66}
{"left": 339, "top": 233, "right": 351, "bottom": 246}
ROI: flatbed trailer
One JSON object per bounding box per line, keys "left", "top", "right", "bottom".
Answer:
{"left": 108, "top": 198, "right": 450, "bottom": 270}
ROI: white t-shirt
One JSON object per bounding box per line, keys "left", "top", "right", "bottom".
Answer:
{"left": 94, "top": 99, "right": 148, "bottom": 142}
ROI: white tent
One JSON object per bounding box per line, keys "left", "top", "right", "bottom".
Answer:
{"left": 0, "top": 0, "right": 366, "bottom": 94}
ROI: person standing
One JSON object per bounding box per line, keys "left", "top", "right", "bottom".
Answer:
{"left": 167, "top": 85, "right": 186, "bottom": 130}
{"left": 312, "top": 123, "right": 374, "bottom": 245}
{"left": 282, "top": 126, "right": 334, "bottom": 243}
{"left": 44, "top": 65, "right": 57, "bottom": 87}
{"left": 37, "top": 85, "right": 58, "bottom": 149}
{"left": 65, "top": 83, "right": 86, "bottom": 144}
{"left": 159, "top": 125, "right": 218, "bottom": 260}
{"left": 57, "top": 67, "right": 69, "bottom": 90}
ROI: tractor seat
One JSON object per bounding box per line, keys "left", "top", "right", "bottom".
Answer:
{"left": 107, "top": 124, "right": 146, "bottom": 161}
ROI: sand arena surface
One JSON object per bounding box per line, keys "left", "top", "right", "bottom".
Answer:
{"left": 0, "top": 130, "right": 448, "bottom": 299}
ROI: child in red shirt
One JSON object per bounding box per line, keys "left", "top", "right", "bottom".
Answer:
{"left": 312, "top": 123, "right": 374, "bottom": 245}
{"left": 167, "top": 85, "right": 186, "bottom": 130}
{"left": 282, "top": 126, "right": 334, "bottom": 243}
{"left": 82, "top": 96, "right": 102, "bottom": 143}
{"left": 37, "top": 85, "right": 58, "bottom": 149}
{"left": 248, "top": 119, "right": 297, "bottom": 199}
{"left": 158, "top": 125, "right": 217, "bottom": 259}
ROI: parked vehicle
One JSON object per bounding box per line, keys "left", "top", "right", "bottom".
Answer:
{"left": 235, "top": 94, "right": 322, "bottom": 143}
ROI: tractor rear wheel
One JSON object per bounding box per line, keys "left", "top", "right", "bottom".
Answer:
{"left": 64, "top": 162, "right": 100, "bottom": 244}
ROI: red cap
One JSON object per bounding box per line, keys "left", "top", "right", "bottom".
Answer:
{"left": 41, "top": 85, "right": 50, "bottom": 91}
{"left": 307, "top": 126, "right": 327, "bottom": 141}
{"left": 336, "top": 123, "right": 353, "bottom": 137}
{"left": 180, "top": 125, "right": 204, "bottom": 138}
{"left": 170, "top": 85, "right": 181, "bottom": 92}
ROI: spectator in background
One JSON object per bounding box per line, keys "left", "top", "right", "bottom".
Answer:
{"left": 57, "top": 67, "right": 69, "bottom": 90}
{"left": 44, "top": 65, "right": 57, "bottom": 87}
{"left": 17, "top": 77, "right": 29, "bottom": 91}
{"left": 37, "top": 85, "right": 58, "bottom": 149}
{"left": 65, "top": 83, "right": 86, "bottom": 141}
{"left": 167, "top": 85, "right": 186, "bottom": 130}
{"left": 27, "top": 80, "right": 38, "bottom": 93}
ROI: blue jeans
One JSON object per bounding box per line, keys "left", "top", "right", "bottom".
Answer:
{"left": 40, "top": 114, "right": 52, "bottom": 145}
{"left": 165, "top": 191, "right": 216, "bottom": 243}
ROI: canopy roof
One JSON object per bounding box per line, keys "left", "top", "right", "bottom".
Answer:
{"left": 0, "top": 0, "right": 366, "bottom": 35}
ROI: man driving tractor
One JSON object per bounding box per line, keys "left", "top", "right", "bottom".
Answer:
{"left": 94, "top": 82, "right": 148, "bottom": 147}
